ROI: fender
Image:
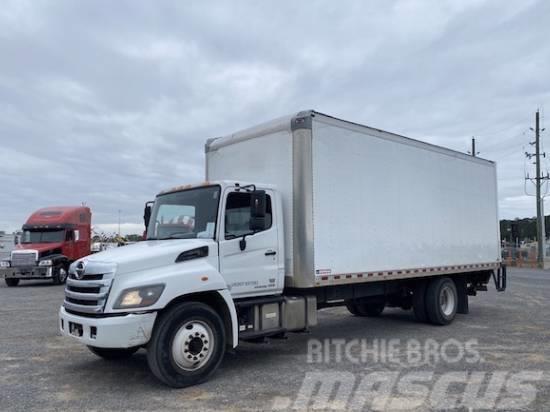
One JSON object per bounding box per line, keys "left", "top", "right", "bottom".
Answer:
{"left": 39, "top": 254, "right": 69, "bottom": 266}
{"left": 213, "top": 288, "right": 239, "bottom": 348}
{"left": 104, "top": 257, "right": 239, "bottom": 348}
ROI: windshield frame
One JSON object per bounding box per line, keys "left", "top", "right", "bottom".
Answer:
{"left": 147, "top": 184, "right": 221, "bottom": 241}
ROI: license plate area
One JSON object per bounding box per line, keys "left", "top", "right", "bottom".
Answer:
{"left": 69, "top": 322, "right": 83, "bottom": 337}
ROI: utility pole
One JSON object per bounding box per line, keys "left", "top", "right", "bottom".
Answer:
{"left": 525, "top": 110, "right": 548, "bottom": 268}
{"left": 535, "top": 111, "right": 545, "bottom": 268}
{"left": 118, "top": 209, "right": 121, "bottom": 238}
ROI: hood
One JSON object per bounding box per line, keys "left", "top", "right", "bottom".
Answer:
{"left": 15, "top": 243, "right": 64, "bottom": 256}
{"left": 80, "top": 239, "right": 216, "bottom": 275}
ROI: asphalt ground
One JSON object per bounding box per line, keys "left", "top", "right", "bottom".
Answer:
{"left": 1, "top": 268, "right": 549, "bottom": 411}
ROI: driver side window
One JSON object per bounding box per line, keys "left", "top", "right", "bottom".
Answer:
{"left": 225, "top": 192, "right": 272, "bottom": 239}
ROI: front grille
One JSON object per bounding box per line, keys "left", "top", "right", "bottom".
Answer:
{"left": 11, "top": 251, "right": 37, "bottom": 267}
{"left": 80, "top": 274, "right": 103, "bottom": 280}
{"left": 63, "top": 263, "right": 115, "bottom": 315}
{"left": 65, "top": 297, "right": 99, "bottom": 306}
{"left": 67, "top": 285, "right": 101, "bottom": 294}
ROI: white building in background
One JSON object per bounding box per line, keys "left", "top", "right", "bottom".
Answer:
{"left": 0, "top": 233, "right": 15, "bottom": 260}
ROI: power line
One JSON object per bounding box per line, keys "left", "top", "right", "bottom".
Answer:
{"left": 472, "top": 115, "right": 534, "bottom": 137}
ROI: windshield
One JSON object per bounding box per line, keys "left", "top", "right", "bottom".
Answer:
{"left": 147, "top": 185, "right": 220, "bottom": 240}
{"left": 22, "top": 229, "right": 65, "bottom": 243}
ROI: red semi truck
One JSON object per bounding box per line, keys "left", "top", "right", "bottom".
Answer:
{"left": 0, "top": 206, "right": 91, "bottom": 286}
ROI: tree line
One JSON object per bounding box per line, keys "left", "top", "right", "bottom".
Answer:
{"left": 500, "top": 216, "right": 550, "bottom": 242}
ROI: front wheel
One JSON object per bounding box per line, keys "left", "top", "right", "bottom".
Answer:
{"left": 147, "top": 301, "right": 226, "bottom": 388}
{"left": 5, "top": 278, "right": 20, "bottom": 287}
{"left": 53, "top": 266, "right": 68, "bottom": 285}
{"left": 88, "top": 346, "right": 139, "bottom": 359}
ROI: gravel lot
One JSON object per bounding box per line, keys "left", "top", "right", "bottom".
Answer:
{"left": 1, "top": 268, "right": 549, "bottom": 411}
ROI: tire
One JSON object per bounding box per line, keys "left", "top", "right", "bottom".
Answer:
{"left": 346, "top": 299, "right": 385, "bottom": 317}
{"left": 147, "top": 302, "right": 226, "bottom": 388}
{"left": 413, "top": 281, "right": 428, "bottom": 323}
{"left": 5, "top": 278, "right": 19, "bottom": 287}
{"left": 345, "top": 301, "right": 361, "bottom": 316}
{"left": 357, "top": 301, "right": 385, "bottom": 316}
{"left": 53, "top": 266, "right": 68, "bottom": 285}
{"left": 88, "top": 346, "right": 139, "bottom": 359}
{"left": 425, "top": 277, "right": 458, "bottom": 325}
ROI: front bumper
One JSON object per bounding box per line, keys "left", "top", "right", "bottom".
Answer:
{"left": 59, "top": 306, "right": 157, "bottom": 348}
{"left": 1, "top": 266, "right": 53, "bottom": 279}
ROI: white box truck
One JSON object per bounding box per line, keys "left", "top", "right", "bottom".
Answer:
{"left": 59, "top": 110, "right": 506, "bottom": 387}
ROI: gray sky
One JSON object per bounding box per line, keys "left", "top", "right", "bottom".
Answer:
{"left": 1, "top": 0, "right": 549, "bottom": 235}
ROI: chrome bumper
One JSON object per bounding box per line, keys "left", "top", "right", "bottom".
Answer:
{"left": 1, "top": 266, "right": 53, "bottom": 279}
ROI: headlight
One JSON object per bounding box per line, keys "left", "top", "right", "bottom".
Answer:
{"left": 113, "top": 284, "right": 165, "bottom": 309}
{"left": 0, "top": 261, "right": 10, "bottom": 268}
{"left": 39, "top": 259, "right": 53, "bottom": 267}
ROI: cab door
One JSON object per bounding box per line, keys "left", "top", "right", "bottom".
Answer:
{"left": 63, "top": 229, "right": 76, "bottom": 260}
{"left": 218, "top": 188, "right": 280, "bottom": 298}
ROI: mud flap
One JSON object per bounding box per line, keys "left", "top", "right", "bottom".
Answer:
{"left": 492, "top": 266, "right": 507, "bottom": 292}
{"left": 454, "top": 277, "right": 469, "bottom": 315}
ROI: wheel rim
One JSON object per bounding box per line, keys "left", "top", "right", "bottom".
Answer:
{"left": 171, "top": 320, "right": 214, "bottom": 371}
{"left": 439, "top": 285, "right": 455, "bottom": 316}
{"left": 58, "top": 268, "right": 67, "bottom": 282}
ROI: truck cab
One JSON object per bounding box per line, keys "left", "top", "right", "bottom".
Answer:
{"left": 1, "top": 206, "right": 91, "bottom": 286}
{"left": 143, "top": 182, "right": 284, "bottom": 299}
{"left": 58, "top": 181, "right": 307, "bottom": 387}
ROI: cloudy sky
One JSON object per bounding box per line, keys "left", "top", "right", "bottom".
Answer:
{"left": 1, "top": 0, "right": 549, "bottom": 235}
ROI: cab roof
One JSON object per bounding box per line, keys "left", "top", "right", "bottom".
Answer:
{"left": 157, "top": 181, "right": 275, "bottom": 196}
{"left": 25, "top": 206, "right": 91, "bottom": 226}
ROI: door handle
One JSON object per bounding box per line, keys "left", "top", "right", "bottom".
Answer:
{"left": 265, "top": 250, "right": 277, "bottom": 256}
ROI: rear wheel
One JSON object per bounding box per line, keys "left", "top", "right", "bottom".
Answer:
{"left": 5, "top": 278, "right": 19, "bottom": 287}
{"left": 345, "top": 301, "right": 361, "bottom": 316}
{"left": 358, "top": 301, "right": 385, "bottom": 316}
{"left": 147, "top": 302, "right": 226, "bottom": 388}
{"left": 88, "top": 346, "right": 139, "bottom": 359}
{"left": 345, "top": 299, "right": 385, "bottom": 317}
{"left": 425, "top": 277, "right": 457, "bottom": 325}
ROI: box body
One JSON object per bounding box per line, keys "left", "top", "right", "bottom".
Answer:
{"left": 206, "top": 111, "right": 501, "bottom": 289}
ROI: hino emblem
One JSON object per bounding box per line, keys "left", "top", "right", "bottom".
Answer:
{"left": 75, "top": 261, "right": 86, "bottom": 279}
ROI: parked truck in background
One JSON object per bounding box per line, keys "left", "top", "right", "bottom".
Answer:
{"left": 1, "top": 206, "right": 91, "bottom": 286}
{"left": 58, "top": 111, "right": 506, "bottom": 388}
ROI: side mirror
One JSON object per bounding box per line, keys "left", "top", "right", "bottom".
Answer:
{"left": 249, "top": 190, "right": 267, "bottom": 232}
{"left": 144, "top": 201, "right": 153, "bottom": 230}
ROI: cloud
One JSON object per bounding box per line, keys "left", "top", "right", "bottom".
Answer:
{"left": 1, "top": 0, "right": 550, "bottom": 234}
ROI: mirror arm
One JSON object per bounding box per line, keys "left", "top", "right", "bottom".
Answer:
{"left": 239, "top": 233, "right": 249, "bottom": 251}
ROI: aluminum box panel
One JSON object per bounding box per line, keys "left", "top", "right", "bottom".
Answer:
{"left": 311, "top": 115, "right": 500, "bottom": 279}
